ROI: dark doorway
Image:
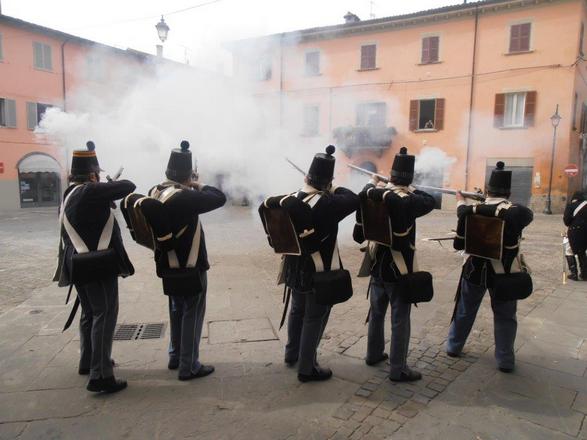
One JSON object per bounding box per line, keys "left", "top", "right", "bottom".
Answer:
{"left": 484, "top": 164, "right": 533, "bottom": 206}
{"left": 18, "top": 171, "right": 61, "bottom": 207}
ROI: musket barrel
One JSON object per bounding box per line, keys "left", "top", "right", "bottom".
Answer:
{"left": 346, "top": 163, "right": 485, "bottom": 201}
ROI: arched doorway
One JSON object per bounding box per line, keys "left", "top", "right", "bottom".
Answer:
{"left": 17, "top": 153, "right": 61, "bottom": 208}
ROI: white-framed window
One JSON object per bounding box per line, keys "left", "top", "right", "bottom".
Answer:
{"left": 33, "top": 42, "right": 53, "bottom": 70}
{"left": 0, "top": 33, "right": 4, "bottom": 61}
{"left": 302, "top": 104, "right": 320, "bottom": 136}
{"left": 86, "top": 54, "right": 106, "bottom": 82}
{"left": 305, "top": 50, "right": 320, "bottom": 76}
{"left": 421, "top": 36, "right": 440, "bottom": 64}
{"left": 27, "top": 102, "right": 54, "bottom": 130}
{"left": 504, "top": 92, "right": 526, "bottom": 127}
{"left": 509, "top": 22, "right": 532, "bottom": 53}
{"left": 360, "top": 44, "right": 376, "bottom": 70}
{"left": 356, "top": 102, "right": 386, "bottom": 127}
{"left": 258, "top": 56, "right": 272, "bottom": 81}
{"left": 0, "top": 98, "right": 17, "bottom": 128}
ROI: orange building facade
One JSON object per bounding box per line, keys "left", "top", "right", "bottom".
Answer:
{"left": 232, "top": 0, "right": 587, "bottom": 212}
{"left": 0, "top": 15, "right": 155, "bottom": 210}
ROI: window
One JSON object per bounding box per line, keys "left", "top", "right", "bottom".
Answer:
{"left": 33, "top": 42, "right": 53, "bottom": 70}
{"left": 302, "top": 105, "right": 320, "bottom": 136}
{"left": 494, "top": 92, "right": 536, "bottom": 128}
{"left": 86, "top": 55, "right": 106, "bottom": 82}
{"left": 258, "top": 56, "right": 272, "bottom": 81}
{"left": 0, "top": 33, "right": 4, "bottom": 61}
{"left": 421, "top": 36, "right": 439, "bottom": 64}
{"left": 360, "top": 44, "right": 376, "bottom": 70}
{"left": 409, "top": 99, "right": 445, "bottom": 131}
{"left": 509, "top": 23, "right": 531, "bottom": 53}
{"left": 0, "top": 98, "right": 17, "bottom": 128}
{"left": 305, "top": 51, "right": 320, "bottom": 76}
{"left": 27, "top": 102, "right": 54, "bottom": 130}
{"left": 356, "top": 102, "right": 386, "bottom": 127}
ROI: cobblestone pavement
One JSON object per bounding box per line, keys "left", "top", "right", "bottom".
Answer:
{"left": 0, "top": 206, "right": 585, "bottom": 440}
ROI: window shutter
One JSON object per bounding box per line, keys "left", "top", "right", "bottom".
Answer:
{"left": 421, "top": 38, "right": 430, "bottom": 64}
{"left": 524, "top": 91, "right": 536, "bottom": 127}
{"left": 361, "top": 45, "right": 376, "bottom": 69}
{"left": 0, "top": 33, "right": 4, "bottom": 61}
{"left": 409, "top": 100, "right": 418, "bottom": 131}
{"left": 33, "top": 42, "right": 43, "bottom": 68}
{"left": 494, "top": 94, "right": 505, "bottom": 128}
{"left": 429, "top": 37, "right": 439, "bottom": 62}
{"left": 26, "top": 102, "right": 37, "bottom": 130}
{"left": 5, "top": 99, "right": 16, "bottom": 128}
{"left": 434, "top": 98, "right": 445, "bottom": 130}
{"left": 580, "top": 22, "right": 585, "bottom": 56}
{"left": 43, "top": 44, "right": 52, "bottom": 70}
{"left": 520, "top": 23, "right": 531, "bottom": 52}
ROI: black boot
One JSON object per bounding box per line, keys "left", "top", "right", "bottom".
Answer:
{"left": 298, "top": 366, "right": 333, "bottom": 383}
{"left": 566, "top": 256, "right": 579, "bottom": 281}
{"left": 87, "top": 376, "right": 127, "bottom": 393}
{"left": 578, "top": 253, "right": 587, "bottom": 281}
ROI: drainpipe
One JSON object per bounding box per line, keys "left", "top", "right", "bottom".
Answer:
{"left": 464, "top": 5, "right": 479, "bottom": 191}
{"left": 60, "top": 38, "right": 71, "bottom": 112}
{"left": 279, "top": 34, "right": 284, "bottom": 136}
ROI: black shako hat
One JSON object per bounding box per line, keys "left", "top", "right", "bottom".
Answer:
{"left": 307, "top": 145, "right": 336, "bottom": 188}
{"left": 71, "top": 141, "right": 101, "bottom": 177}
{"left": 166, "top": 140, "right": 193, "bottom": 182}
{"left": 390, "top": 146, "right": 415, "bottom": 183}
{"left": 487, "top": 161, "right": 512, "bottom": 195}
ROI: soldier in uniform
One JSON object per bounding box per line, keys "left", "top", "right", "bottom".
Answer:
{"left": 353, "top": 147, "right": 436, "bottom": 382}
{"left": 148, "top": 141, "right": 226, "bottom": 381}
{"left": 563, "top": 190, "right": 587, "bottom": 281}
{"left": 54, "top": 141, "right": 135, "bottom": 394}
{"left": 447, "top": 161, "right": 533, "bottom": 373}
{"left": 260, "top": 145, "right": 359, "bottom": 382}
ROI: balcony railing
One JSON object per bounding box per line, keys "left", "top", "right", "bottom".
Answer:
{"left": 332, "top": 126, "right": 396, "bottom": 157}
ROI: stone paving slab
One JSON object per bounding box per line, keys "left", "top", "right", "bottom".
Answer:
{"left": 0, "top": 208, "right": 586, "bottom": 439}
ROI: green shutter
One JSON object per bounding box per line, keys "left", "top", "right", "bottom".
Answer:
{"left": 43, "top": 44, "right": 52, "bottom": 70}
{"left": 5, "top": 99, "right": 17, "bottom": 128}
{"left": 33, "top": 42, "right": 43, "bottom": 68}
{"left": 27, "top": 102, "right": 37, "bottom": 130}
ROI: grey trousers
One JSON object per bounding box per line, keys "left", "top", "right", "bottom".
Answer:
{"left": 77, "top": 276, "right": 119, "bottom": 380}
{"left": 285, "top": 290, "right": 331, "bottom": 375}
{"left": 447, "top": 277, "right": 517, "bottom": 369}
{"left": 366, "top": 277, "right": 412, "bottom": 378}
{"left": 168, "top": 271, "right": 208, "bottom": 376}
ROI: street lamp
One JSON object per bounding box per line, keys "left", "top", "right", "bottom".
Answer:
{"left": 544, "top": 104, "right": 562, "bottom": 215}
{"left": 155, "top": 16, "right": 170, "bottom": 57}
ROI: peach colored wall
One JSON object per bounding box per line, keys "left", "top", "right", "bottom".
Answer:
{"left": 0, "top": 19, "right": 152, "bottom": 208}
{"left": 234, "top": 0, "right": 585, "bottom": 211}
{"left": 0, "top": 23, "right": 65, "bottom": 181}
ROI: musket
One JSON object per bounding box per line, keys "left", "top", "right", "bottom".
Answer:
{"left": 347, "top": 163, "right": 485, "bottom": 202}
{"left": 285, "top": 158, "right": 306, "bottom": 176}
{"left": 106, "top": 166, "right": 124, "bottom": 182}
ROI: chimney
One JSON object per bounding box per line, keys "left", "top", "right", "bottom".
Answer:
{"left": 344, "top": 11, "right": 361, "bottom": 24}
{"left": 156, "top": 44, "right": 163, "bottom": 58}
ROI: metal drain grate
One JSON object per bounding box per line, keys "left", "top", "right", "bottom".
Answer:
{"left": 113, "top": 324, "right": 140, "bottom": 341}
{"left": 113, "top": 323, "right": 165, "bottom": 341}
{"left": 140, "top": 323, "right": 165, "bottom": 339}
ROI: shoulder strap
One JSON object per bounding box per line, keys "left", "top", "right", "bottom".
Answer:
{"left": 574, "top": 200, "right": 587, "bottom": 218}
{"left": 61, "top": 184, "right": 115, "bottom": 254}
{"left": 167, "top": 219, "right": 202, "bottom": 269}
{"left": 311, "top": 240, "right": 341, "bottom": 272}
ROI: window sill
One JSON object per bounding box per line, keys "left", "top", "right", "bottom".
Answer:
{"left": 357, "top": 67, "right": 379, "bottom": 72}
{"left": 0, "top": 126, "right": 17, "bottom": 129}
{"left": 417, "top": 61, "right": 442, "bottom": 66}
{"left": 504, "top": 50, "right": 534, "bottom": 56}
{"left": 414, "top": 128, "right": 438, "bottom": 133}
{"left": 497, "top": 125, "right": 528, "bottom": 130}
{"left": 33, "top": 66, "right": 54, "bottom": 72}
